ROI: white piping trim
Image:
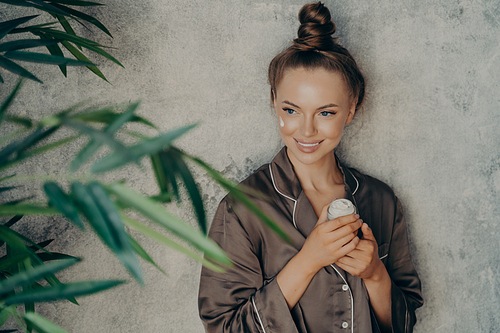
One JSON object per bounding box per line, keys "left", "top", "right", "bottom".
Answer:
{"left": 330, "top": 264, "right": 354, "bottom": 333}
{"left": 379, "top": 253, "right": 388, "bottom": 260}
{"left": 269, "top": 165, "right": 297, "bottom": 228}
{"left": 251, "top": 295, "right": 267, "bottom": 333}
{"left": 346, "top": 168, "right": 359, "bottom": 195}
{"left": 270, "top": 164, "right": 355, "bottom": 333}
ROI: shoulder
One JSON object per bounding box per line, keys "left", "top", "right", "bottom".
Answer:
{"left": 348, "top": 166, "right": 397, "bottom": 201}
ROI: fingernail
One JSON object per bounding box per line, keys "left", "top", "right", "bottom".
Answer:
{"left": 355, "top": 214, "right": 360, "bottom": 219}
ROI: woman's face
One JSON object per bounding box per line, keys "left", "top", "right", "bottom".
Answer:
{"left": 273, "top": 67, "right": 356, "bottom": 167}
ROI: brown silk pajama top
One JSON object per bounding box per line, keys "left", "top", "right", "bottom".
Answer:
{"left": 198, "top": 147, "right": 423, "bottom": 333}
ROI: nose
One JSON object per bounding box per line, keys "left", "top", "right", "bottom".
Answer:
{"left": 300, "top": 115, "right": 317, "bottom": 137}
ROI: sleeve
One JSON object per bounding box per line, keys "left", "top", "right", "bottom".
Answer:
{"left": 198, "top": 199, "right": 299, "bottom": 333}
{"left": 386, "top": 198, "right": 424, "bottom": 333}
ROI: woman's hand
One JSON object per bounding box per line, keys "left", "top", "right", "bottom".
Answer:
{"left": 335, "top": 223, "right": 383, "bottom": 280}
{"left": 276, "top": 204, "right": 362, "bottom": 309}
{"left": 300, "top": 204, "right": 363, "bottom": 275}
{"left": 336, "top": 223, "right": 393, "bottom": 332}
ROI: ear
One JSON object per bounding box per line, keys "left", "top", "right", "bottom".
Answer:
{"left": 345, "top": 100, "right": 357, "bottom": 125}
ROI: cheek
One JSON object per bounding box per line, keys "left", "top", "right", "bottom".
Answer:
{"left": 317, "top": 120, "right": 345, "bottom": 139}
{"left": 278, "top": 116, "right": 299, "bottom": 136}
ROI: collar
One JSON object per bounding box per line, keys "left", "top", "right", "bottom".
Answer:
{"left": 269, "top": 146, "right": 359, "bottom": 201}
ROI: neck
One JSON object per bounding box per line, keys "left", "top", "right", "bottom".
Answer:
{"left": 287, "top": 149, "right": 344, "bottom": 192}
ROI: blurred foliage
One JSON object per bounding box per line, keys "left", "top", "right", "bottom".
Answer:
{"left": 0, "top": 0, "right": 122, "bottom": 83}
{"left": 0, "top": 1, "right": 287, "bottom": 332}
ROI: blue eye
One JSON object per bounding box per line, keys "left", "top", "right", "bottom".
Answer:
{"left": 283, "top": 108, "right": 296, "bottom": 115}
{"left": 320, "top": 111, "right": 335, "bottom": 116}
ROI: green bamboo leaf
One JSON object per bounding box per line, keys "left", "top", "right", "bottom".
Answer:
{"left": 28, "top": 239, "right": 54, "bottom": 252}
{"left": 0, "top": 135, "right": 80, "bottom": 171}
{"left": 0, "top": 174, "right": 16, "bottom": 183}
{"left": 0, "top": 186, "right": 15, "bottom": 193}
{"left": 0, "top": 126, "right": 59, "bottom": 168}
{"left": 0, "top": 305, "right": 15, "bottom": 328}
{"left": 0, "top": 15, "right": 38, "bottom": 40}
{"left": 26, "top": 0, "right": 80, "bottom": 17}
{"left": 0, "top": 226, "right": 50, "bottom": 254}
{"left": 28, "top": 28, "right": 122, "bottom": 67}
{"left": 36, "top": 252, "right": 77, "bottom": 262}
{"left": 0, "top": 54, "right": 41, "bottom": 82}
{"left": 91, "top": 123, "right": 197, "bottom": 173}
{"left": 169, "top": 148, "right": 206, "bottom": 234}
{"left": 0, "top": 204, "right": 60, "bottom": 216}
{"left": 88, "top": 182, "right": 143, "bottom": 284}
{"left": 0, "top": 225, "right": 34, "bottom": 254}
{"left": 43, "top": 182, "right": 84, "bottom": 229}
{"left": 4, "top": 115, "right": 33, "bottom": 128}
{"left": 18, "top": 258, "right": 35, "bottom": 333}
{"left": 23, "top": 312, "right": 69, "bottom": 333}
{"left": 40, "top": 34, "right": 67, "bottom": 76}
{"left": 0, "top": 78, "right": 24, "bottom": 126}
{"left": 127, "top": 234, "right": 166, "bottom": 275}
{"left": 4, "top": 51, "right": 93, "bottom": 66}
{"left": 4, "top": 279, "right": 125, "bottom": 306}
{"left": 70, "top": 182, "right": 114, "bottom": 246}
{"left": 70, "top": 108, "right": 156, "bottom": 128}
{"left": 122, "top": 129, "right": 151, "bottom": 140}
{"left": 121, "top": 215, "right": 224, "bottom": 273}
{"left": 70, "top": 102, "right": 139, "bottom": 172}
{"left": 27, "top": 28, "right": 101, "bottom": 47}
{"left": 150, "top": 153, "right": 169, "bottom": 194}
{"left": 56, "top": 14, "right": 76, "bottom": 36}
{"left": 28, "top": 251, "right": 78, "bottom": 305}
{"left": 3, "top": 215, "right": 23, "bottom": 227}
{"left": 187, "top": 154, "right": 292, "bottom": 243}
{"left": 63, "top": 120, "right": 136, "bottom": 169}
{"left": 0, "top": 258, "right": 79, "bottom": 295}
{"left": 157, "top": 150, "right": 180, "bottom": 201}
{"left": 49, "top": 0, "right": 104, "bottom": 6}
{"left": 107, "top": 183, "right": 231, "bottom": 267}
{"left": 60, "top": 40, "right": 106, "bottom": 81}
{"left": 0, "top": 39, "right": 62, "bottom": 52}
{"left": 0, "top": 128, "right": 29, "bottom": 146}
{"left": 51, "top": 3, "right": 112, "bottom": 37}
{"left": 0, "top": 252, "right": 30, "bottom": 271}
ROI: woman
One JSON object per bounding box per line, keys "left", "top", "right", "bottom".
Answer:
{"left": 198, "top": 2, "right": 423, "bottom": 332}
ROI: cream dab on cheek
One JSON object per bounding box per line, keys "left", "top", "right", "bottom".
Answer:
{"left": 279, "top": 116, "right": 285, "bottom": 128}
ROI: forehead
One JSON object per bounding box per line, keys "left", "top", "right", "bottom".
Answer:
{"left": 276, "top": 68, "right": 351, "bottom": 106}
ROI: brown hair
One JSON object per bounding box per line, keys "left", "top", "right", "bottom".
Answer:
{"left": 268, "top": 2, "right": 365, "bottom": 110}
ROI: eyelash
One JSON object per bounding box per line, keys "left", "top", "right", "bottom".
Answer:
{"left": 282, "top": 108, "right": 337, "bottom": 116}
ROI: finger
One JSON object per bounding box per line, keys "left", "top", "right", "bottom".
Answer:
{"left": 336, "top": 255, "right": 359, "bottom": 267}
{"left": 335, "top": 260, "right": 359, "bottom": 275}
{"left": 361, "top": 223, "right": 376, "bottom": 241}
{"left": 322, "top": 214, "right": 360, "bottom": 232}
{"left": 316, "top": 203, "right": 330, "bottom": 225}
{"left": 326, "top": 219, "right": 363, "bottom": 241}
{"left": 335, "top": 235, "right": 360, "bottom": 256}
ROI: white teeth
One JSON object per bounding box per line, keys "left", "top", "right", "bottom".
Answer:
{"left": 297, "top": 141, "right": 319, "bottom": 147}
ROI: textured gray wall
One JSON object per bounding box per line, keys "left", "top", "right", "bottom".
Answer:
{"left": 2, "top": 0, "right": 500, "bottom": 332}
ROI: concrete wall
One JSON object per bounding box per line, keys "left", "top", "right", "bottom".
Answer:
{"left": 1, "top": 0, "right": 499, "bottom": 332}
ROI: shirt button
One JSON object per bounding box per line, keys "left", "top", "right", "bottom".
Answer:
{"left": 342, "top": 321, "right": 349, "bottom": 329}
{"left": 342, "top": 284, "right": 349, "bottom": 291}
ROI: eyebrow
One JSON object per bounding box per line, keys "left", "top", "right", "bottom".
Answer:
{"left": 282, "top": 100, "right": 339, "bottom": 110}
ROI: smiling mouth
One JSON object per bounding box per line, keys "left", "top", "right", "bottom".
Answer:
{"left": 296, "top": 140, "right": 323, "bottom": 147}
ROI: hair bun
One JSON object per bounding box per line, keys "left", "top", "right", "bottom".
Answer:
{"left": 294, "top": 2, "right": 337, "bottom": 51}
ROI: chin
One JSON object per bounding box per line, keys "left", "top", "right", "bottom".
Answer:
{"left": 287, "top": 146, "right": 335, "bottom": 166}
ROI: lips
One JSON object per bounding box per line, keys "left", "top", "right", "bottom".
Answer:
{"left": 294, "top": 139, "right": 323, "bottom": 153}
